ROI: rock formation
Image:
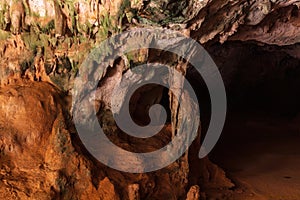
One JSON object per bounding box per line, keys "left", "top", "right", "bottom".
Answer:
{"left": 0, "top": 0, "right": 300, "bottom": 199}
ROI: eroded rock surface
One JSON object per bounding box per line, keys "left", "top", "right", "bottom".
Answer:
{"left": 0, "top": 81, "right": 231, "bottom": 199}
{"left": 1, "top": 0, "right": 300, "bottom": 199}
{"left": 0, "top": 81, "right": 108, "bottom": 199}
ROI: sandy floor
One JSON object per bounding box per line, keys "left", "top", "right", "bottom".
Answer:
{"left": 211, "top": 111, "right": 300, "bottom": 200}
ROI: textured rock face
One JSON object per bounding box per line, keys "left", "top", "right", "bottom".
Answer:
{"left": 0, "top": 81, "right": 190, "bottom": 199}
{"left": 230, "top": 5, "right": 300, "bottom": 45}
{"left": 186, "top": 185, "right": 200, "bottom": 200}
{"left": 0, "top": 80, "right": 230, "bottom": 199}
{"left": 1, "top": 0, "right": 300, "bottom": 44}
{"left": 0, "top": 81, "right": 108, "bottom": 199}
{"left": 188, "top": 0, "right": 300, "bottom": 45}
{"left": 1, "top": 0, "right": 300, "bottom": 89}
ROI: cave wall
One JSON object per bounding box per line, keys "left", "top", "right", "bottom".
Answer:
{"left": 0, "top": 0, "right": 300, "bottom": 199}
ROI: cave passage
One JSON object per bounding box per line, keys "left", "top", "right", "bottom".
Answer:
{"left": 204, "top": 41, "right": 300, "bottom": 199}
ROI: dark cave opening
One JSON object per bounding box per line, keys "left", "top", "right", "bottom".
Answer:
{"left": 129, "top": 84, "right": 172, "bottom": 126}
{"left": 203, "top": 41, "right": 300, "bottom": 198}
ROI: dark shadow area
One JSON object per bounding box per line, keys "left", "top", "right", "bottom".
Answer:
{"left": 204, "top": 41, "right": 300, "bottom": 198}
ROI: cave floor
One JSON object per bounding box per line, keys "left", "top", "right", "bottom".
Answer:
{"left": 211, "top": 110, "right": 300, "bottom": 200}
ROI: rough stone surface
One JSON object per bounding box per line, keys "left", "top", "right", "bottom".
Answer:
{"left": 186, "top": 185, "right": 200, "bottom": 200}
{"left": 128, "top": 184, "right": 140, "bottom": 200}
{"left": 0, "top": 81, "right": 197, "bottom": 199}
{"left": 1, "top": 0, "right": 300, "bottom": 199}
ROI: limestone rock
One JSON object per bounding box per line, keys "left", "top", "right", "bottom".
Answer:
{"left": 128, "top": 184, "right": 140, "bottom": 200}
{"left": 98, "top": 177, "right": 120, "bottom": 200}
{"left": 186, "top": 185, "right": 200, "bottom": 200}
{"left": 1, "top": 0, "right": 300, "bottom": 199}
{"left": 9, "top": 1, "right": 25, "bottom": 34}
{"left": 0, "top": 81, "right": 198, "bottom": 199}
{"left": 0, "top": 81, "right": 105, "bottom": 199}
